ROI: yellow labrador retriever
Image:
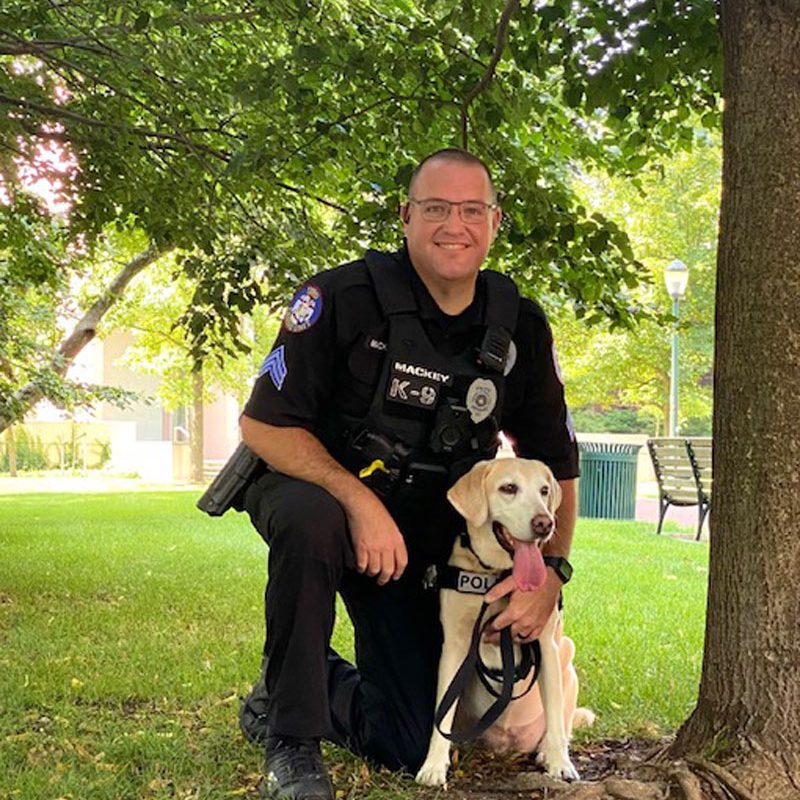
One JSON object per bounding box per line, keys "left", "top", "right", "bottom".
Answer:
{"left": 415, "top": 457, "right": 581, "bottom": 787}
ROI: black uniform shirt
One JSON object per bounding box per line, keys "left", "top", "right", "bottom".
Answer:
{"left": 244, "top": 249, "right": 579, "bottom": 480}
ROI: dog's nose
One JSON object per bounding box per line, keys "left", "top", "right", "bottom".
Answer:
{"left": 530, "top": 514, "right": 554, "bottom": 537}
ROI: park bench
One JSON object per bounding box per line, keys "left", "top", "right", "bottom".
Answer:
{"left": 646, "top": 437, "right": 712, "bottom": 541}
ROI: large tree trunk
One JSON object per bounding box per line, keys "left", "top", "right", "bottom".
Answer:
{"left": 0, "top": 246, "right": 166, "bottom": 435}
{"left": 189, "top": 364, "right": 204, "bottom": 484}
{"left": 671, "top": 3, "right": 800, "bottom": 797}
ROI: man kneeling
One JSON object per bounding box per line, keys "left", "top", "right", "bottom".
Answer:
{"left": 228, "top": 149, "right": 580, "bottom": 799}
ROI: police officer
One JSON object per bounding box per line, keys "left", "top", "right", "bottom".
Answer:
{"left": 238, "top": 149, "right": 579, "bottom": 800}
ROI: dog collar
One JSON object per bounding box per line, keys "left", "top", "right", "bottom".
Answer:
{"left": 457, "top": 533, "right": 573, "bottom": 586}
{"left": 423, "top": 564, "right": 511, "bottom": 595}
{"left": 458, "top": 530, "right": 497, "bottom": 571}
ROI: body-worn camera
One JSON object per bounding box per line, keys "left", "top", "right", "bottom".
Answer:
{"left": 429, "top": 400, "right": 472, "bottom": 454}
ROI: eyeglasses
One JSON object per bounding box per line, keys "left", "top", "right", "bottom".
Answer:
{"left": 407, "top": 198, "right": 498, "bottom": 224}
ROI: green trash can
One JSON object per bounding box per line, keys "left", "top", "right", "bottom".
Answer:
{"left": 578, "top": 442, "right": 641, "bottom": 519}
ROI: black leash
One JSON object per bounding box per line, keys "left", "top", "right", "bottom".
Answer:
{"left": 434, "top": 602, "right": 541, "bottom": 743}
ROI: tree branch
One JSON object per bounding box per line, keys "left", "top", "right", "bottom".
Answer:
{"left": 276, "top": 182, "right": 349, "bottom": 214}
{"left": 0, "top": 29, "right": 117, "bottom": 57}
{"left": 0, "top": 93, "right": 229, "bottom": 162}
{"left": 0, "top": 245, "right": 168, "bottom": 434}
{"left": 272, "top": 92, "right": 458, "bottom": 177}
{"left": 120, "top": 323, "right": 190, "bottom": 353}
{"left": 2, "top": 31, "right": 199, "bottom": 146}
{"left": 460, "top": 0, "right": 521, "bottom": 148}
{"left": 0, "top": 10, "right": 262, "bottom": 56}
{"left": 42, "top": 1, "right": 184, "bottom": 88}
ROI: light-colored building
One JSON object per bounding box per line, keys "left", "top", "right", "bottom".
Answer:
{"left": 18, "top": 331, "right": 241, "bottom": 482}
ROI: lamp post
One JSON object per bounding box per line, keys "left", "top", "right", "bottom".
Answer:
{"left": 665, "top": 259, "right": 689, "bottom": 436}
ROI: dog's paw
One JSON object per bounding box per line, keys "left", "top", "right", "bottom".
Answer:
{"left": 415, "top": 760, "right": 449, "bottom": 787}
{"left": 535, "top": 739, "right": 579, "bottom": 782}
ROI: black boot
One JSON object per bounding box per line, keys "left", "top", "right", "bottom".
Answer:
{"left": 261, "top": 736, "right": 334, "bottom": 800}
{"left": 240, "top": 659, "right": 270, "bottom": 745}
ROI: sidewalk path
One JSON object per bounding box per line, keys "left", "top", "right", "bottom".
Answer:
{"left": 0, "top": 475, "right": 198, "bottom": 495}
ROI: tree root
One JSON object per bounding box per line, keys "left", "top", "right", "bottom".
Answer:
{"left": 629, "top": 759, "right": 707, "bottom": 800}
{"left": 483, "top": 742, "right": 796, "bottom": 800}
{"left": 624, "top": 753, "right": 759, "bottom": 800}
{"left": 685, "top": 757, "right": 759, "bottom": 800}
{"left": 668, "top": 765, "right": 704, "bottom": 800}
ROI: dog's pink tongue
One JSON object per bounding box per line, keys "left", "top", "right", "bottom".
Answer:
{"left": 512, "top": 541, "right": 546, "bottom": 591}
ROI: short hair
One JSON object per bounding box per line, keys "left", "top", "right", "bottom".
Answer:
{"left": 408, "top": 148, "right": 498, "bottom": 203}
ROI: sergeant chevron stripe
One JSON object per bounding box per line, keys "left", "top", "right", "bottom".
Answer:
{"left": 258, "top": 345, "right": 288, "bottom": 390}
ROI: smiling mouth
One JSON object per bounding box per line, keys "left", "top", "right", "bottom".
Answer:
{"left": 492, "top": 521, "right": 516, "bottom": 556}
{"left": 435, "top": 243, "right": 468, "bottom": 250}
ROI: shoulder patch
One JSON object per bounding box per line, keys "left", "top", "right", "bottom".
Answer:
{"left": 283, "top": 284, "right": 323, "bottom": 332}
{"left": 258, "top": 345, "right": 287, "bottom": 390}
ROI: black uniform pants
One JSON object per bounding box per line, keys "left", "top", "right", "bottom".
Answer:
{"left": 243, "top": 471, "right": 446, "bottom": 772}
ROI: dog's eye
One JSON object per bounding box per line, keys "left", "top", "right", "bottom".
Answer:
{"left": 541, "top": 485, "right": 550, "bottom": 497}
{"left": 499, "top": 483, "right": 519, "bottom": 496}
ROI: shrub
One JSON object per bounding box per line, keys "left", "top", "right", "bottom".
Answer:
{"left": 681, "top": 416, "right": 713, "bottom": 436}
{"left": 0, "top": 428, "right": 49, "bottom": 471}
{"left": 572, "top": 406, "right": 653, "bottom": 434}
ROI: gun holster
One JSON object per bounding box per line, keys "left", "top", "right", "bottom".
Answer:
{"left": 196, "top": 442, "right": 267, "bottom": 517}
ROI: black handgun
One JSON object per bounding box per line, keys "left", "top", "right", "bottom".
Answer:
{"left": 196, "top": 442, "right": 266, "bottom": 517}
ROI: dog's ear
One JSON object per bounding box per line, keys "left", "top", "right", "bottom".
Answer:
{"left": 548, "top": 473, "right": 563, "bottom": 513}
{"left": 447, "top": 460, "right": 494, "bottom": 525}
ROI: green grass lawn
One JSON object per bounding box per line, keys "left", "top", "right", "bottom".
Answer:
{"left": 0, "top": 491, "right": 708, "bottom": 799}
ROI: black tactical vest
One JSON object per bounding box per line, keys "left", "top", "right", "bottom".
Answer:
{"left": 319, "top": 250, "right": 520, "bottom": 499}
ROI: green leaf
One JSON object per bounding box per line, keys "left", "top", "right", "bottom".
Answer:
{"left": 486, "top": 105, "right": 503, "bottom": 130}
{"left": 538, "top": 5, "right": 566, "bottom": 26}
{"left": 564, "top": 83, "right": 584, "bottom": 109}
{"left": 133, "top": 11, "right": 150, "bottom": 32}
{"left": 652, "top": 59, "right": 670, "bottom": 86}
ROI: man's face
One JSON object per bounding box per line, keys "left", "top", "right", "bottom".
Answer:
{"left": 402, "top": 159, "right": 502, "bottom": 288}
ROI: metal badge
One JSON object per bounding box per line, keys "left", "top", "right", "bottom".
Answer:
{"left": 466, "top": 378, "right": 497, "bottom": 424}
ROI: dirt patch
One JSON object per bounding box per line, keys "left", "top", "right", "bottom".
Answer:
{"left": 418, "top": 739, "right": 666, "bottom": 798}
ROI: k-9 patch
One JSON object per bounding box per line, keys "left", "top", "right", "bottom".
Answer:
{"left": 385, "top": 360, "right": 452, "bottom": 410}
{"left": 283, "top": 284, "right": 323, "bottom": 332}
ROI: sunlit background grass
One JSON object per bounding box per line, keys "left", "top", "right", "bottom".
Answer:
{"left": 0, "top": 491, "right": 707, "bottom": 799}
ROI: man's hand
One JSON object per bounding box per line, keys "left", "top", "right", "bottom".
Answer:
{"left": 482, "top": 570, "right": 561, "bottom": 643}
{"left": 239, "top": 417, "right": 409, "bottom": 586}
{"left": 346, "top": 493, "right": 408, "bottom": 585}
